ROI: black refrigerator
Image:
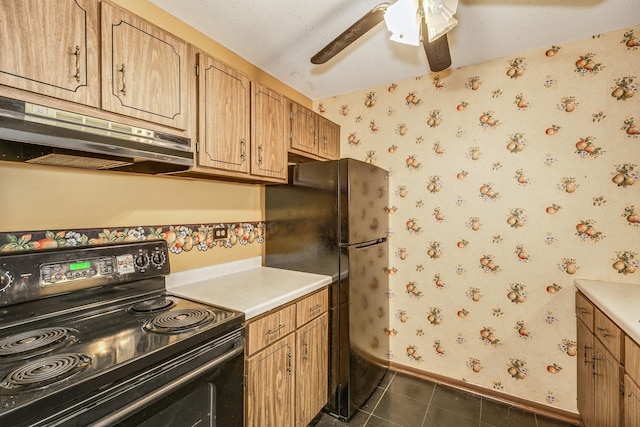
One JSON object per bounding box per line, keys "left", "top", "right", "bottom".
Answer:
{"left": 265, "top": 158, "right": 389, "bottom": 420}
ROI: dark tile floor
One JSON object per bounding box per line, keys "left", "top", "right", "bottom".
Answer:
{"left": 310, "top": 370, "right": 579, "bottom": 427}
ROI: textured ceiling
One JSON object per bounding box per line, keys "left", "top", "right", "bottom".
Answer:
{"left": 149, "top": 0, "right": 640, "bottom": 100}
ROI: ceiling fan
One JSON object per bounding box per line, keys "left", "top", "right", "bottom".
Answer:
{"left": 311, "top": 0, "right": 458, "bottom": 72}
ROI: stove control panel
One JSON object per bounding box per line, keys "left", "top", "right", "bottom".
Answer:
{"left": 40, "top": 246, "right": 168, "bottom": 286}
{"left": 0, "top": 240, "right": 170, "bottom": 306}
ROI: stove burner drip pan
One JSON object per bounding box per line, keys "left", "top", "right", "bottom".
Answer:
{"left": 0, "top": 353, "right": 91, "bottom": 392}
{"left": 0, "top": 327, "right": 77, "bottom": 360}
{"left": 130, "top": 298, "right": 175, "bottom": 313}
{"left": 144, "top": 308, "right": 214, "bottom": 334}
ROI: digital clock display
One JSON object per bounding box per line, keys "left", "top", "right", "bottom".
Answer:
{"left": 69, "top": 261, "right": 91, "bottom": 271}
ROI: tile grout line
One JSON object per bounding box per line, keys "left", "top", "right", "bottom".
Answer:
{"left": 362, "top": 369, "right": 397, "bottom": 426}
{"left": 419, "top": 382, "right": 438, "bottom": 427}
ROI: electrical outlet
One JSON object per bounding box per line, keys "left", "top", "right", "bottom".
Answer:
{"left": 213, "top": 225, "right": 228, "bottom": 240}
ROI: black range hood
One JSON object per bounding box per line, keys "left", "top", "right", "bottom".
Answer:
{"left": 0, "top": 96, "right": 193, "bottom": 174}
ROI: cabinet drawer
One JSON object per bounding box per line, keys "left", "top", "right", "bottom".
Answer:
{"left": 246, "top": 304, "right": 296, "bottom": 356}
{"left": 594, "top": 308, "right": 624, "bottom": 362}
{"left": 576, "top": 292, "right": 594, "bottom": 332}
{"left": 626, "top": 336, "right": 640, "bottom": 383}
{"left": 296, "top": 289, "right": 328, "bottom": 327}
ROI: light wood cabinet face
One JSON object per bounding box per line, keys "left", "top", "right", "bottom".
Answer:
{"left": 101, "top": 2, "right": 188, "bottom": 130}
{"left": 246, "top": 305, "right": 296, "bottom": 356}
{"left": 0, "top": 0, "right": 100, "bottom": 107}
{"left": 577, "top": 318, "right": 595, "bottom": 427}
{"left": 318, "top": 116, "right": 340, "bottom": 160}
{"left": 245, "top": 334, "right": 295, "bottom": 427}
{"left": 575, "top": 291, "right": 594, "bottom": 332}
{"left": 627, "top": 336, "right": 640, "bottom": 383}
{"left": 296, "top": 313, "right": 328, "bottom": 427}
{"left": 625, "top": 374, "right": 640, "bottom": 427}
{"left": 290, "top": 102, "right": 318, "bottom": 155}
{"left": 296, "top": 289, "right": 328, "bottom": 327}
{"left": 594, "top": 309, "right": 624, "bottom": 362}
{"left": 593, "top": 339, "right": 622, "bottom": 427}
{"left": 197, "top": 55, "right": 250, "bottom": 173}
{"left": 251, "top": 83, "right": 287, "bottom": 181}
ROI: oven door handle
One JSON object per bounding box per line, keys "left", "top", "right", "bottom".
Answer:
{"left": 89, "top": 342, "right": 245, "bottom": 427}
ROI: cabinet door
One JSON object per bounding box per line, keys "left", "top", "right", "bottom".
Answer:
{"left": 593, "top": 339, "right": 623, "bottom": 427}
{"left": 625, "top": 374, "right": 640, "bottom": 427}
{"left": 577, "top": 318, "right": 595, "bottom": 426}
{"left": 296, "top": 313, "right": 328, "bottom": 427}
{"left": 0, "top": 0, "right": 99, "bottom": 106}
{"left": 289, "top": 102, "right": 318, "bottom": 155}
{"left": 318, "top": 116, "right": 340, "bottom": 160}
{"left": 251, "top": 83, "right": 287, "bottom": 181}
{"left": 197, "top": 55, "right": 250, "bottom": 174}
{"left": 101, "top": 2, "right": 188, "bottom": 130}
{"left": 246, "top": 334, "right": 295, "bottom": 427}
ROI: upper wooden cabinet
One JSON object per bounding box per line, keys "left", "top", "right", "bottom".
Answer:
{"left": 100, "top": 2, "right": 189, "bottom": 130}
{"left": 0, "top": 0, "right": 100, "bottom": 107}
{"left": 251, "top": 83, "right": 287, "bottom": 181}
{"left": 189, "top": 53, "right": 286, "bottom": 183}
{"left": 289, "top": 101, "right": 339, "bottom": 161}
{"left": 195, "top": 54, "right": 250, "bottom": 174}
{"left": 318, "top": 116, "right": 340, "bottom": 160}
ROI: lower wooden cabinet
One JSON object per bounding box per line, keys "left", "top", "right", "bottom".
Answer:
{"left": 576, "top": 318, "right": 595, "bottom": 427}
{"left": 296, "top": 313, "right": 328, "bottom": 427}
{"left": 625, "top": 374, "right": 640, "bottom": 427}
{"left": 575, "top": 291, "right": 625, "bottom": 427}
{"left": 245, "top": 289, "right": 328, "bottom": 427}
{"left": 245, "top": 334, "right": 295, "bottom": 427}
{"left": 592, "top": 339, "right": 623, "bottom": 427}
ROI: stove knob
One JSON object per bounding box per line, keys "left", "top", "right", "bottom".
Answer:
{"left": 134, "top": 254, "right": 149, "bottom": 269}
{"left": 0, "top": 270, "right": 13, "bottom": 292}
{"left": 151, "top": 251, "right": 166, "bottom": 267}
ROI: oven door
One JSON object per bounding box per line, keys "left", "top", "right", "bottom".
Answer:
{"left": 37, "top": 330, "right": 244, "bottom": 427}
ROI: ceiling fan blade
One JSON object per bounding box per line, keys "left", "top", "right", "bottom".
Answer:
{"left": 311, "top": 3, "right": 391, "bottom": 65}
{"left": 421, "top": 19, "right": 452, "bottom": 72}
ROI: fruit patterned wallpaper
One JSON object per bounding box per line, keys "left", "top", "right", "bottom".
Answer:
{"left": 315, "top": 26, "right": 639, "bottom": 413}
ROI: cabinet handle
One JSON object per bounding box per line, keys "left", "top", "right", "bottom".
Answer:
{"left": 313, "top": 131, "right": 316, "bottom": 147}
{"left": 322, "top": 136, "right": 327, "bottom": 150}
{"left": 583, "top": 345, "right": 592, "bottom": 365}
{"left": 73, "top": 46, "right": 81, "bottom": 82}
{"left": 308, "top": 303, "right": 322, "bottom": 313}
{"left": 118, "top": 64, "right": 127, "bottom": 96}
{"left": 577, "top": 307, "right": 590, "bottom": 315}
{"left": 258, "top": 144, "right": 263, "bottom": 165}
{"left": 286, "top": 350, "right": 292, "bottom": 374}
{"left": 240, "top": 138, "right": 246, "bottom": 162}
{"left": 596, "top": 327, "right": 610, "bottom": 338}
{"left": 266, "top": 323, "right": 285, "bottom": 335}
{"left": 302, "top": 340, "right": 309, "bottom": 361}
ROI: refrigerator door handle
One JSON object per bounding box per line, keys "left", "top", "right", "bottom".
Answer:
{"left": 340, "top": 237, "right": 387, "bottom": 249}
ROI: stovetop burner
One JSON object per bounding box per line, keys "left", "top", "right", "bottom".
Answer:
{"left": 0, "top": 353, "right": 91, "bottom": 392}
{"left": 130, "top": 297, "right": 175, "bottom": 313}
{"left": 144, "top": 308, "right": 214, "bottom": 334}
{"left": 0, "top": 327, "right": 77, "bottom": 361}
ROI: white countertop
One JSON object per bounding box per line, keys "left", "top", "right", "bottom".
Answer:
{"left": 166, "top": 257, "right": 332, "bottom": 320}
{"left": 574, "top": 279, "right": 640, "bottom": 344}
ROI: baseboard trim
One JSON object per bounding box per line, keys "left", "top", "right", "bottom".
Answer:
{"left": 388, "top": 361, "right": 583, "bottom": 426}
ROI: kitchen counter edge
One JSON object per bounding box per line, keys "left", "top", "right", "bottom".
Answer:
{"left": 574, "top": 278, "right": 640, "bottom": 345}
{"left": 166, "top": 256, "right": 332, "bottom": 320}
